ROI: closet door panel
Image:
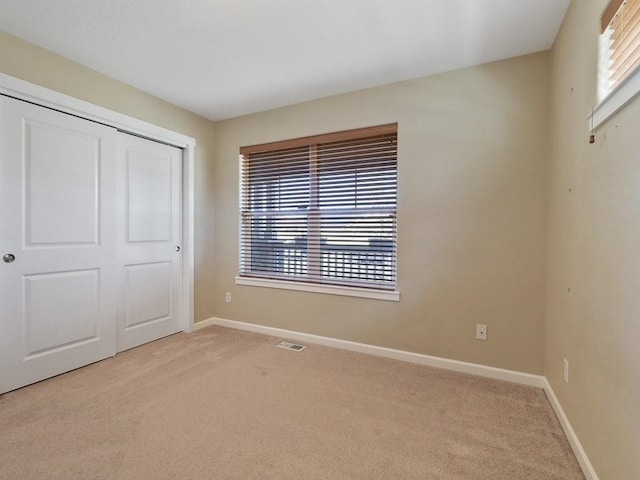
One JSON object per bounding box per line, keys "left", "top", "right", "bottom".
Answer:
{"left": 26, "top": 121, "right": 100, "bottom": 245}
{"left": 0, "top": 96, "right": 118, "bottom": 394}
{"left": 117, "top": 134, "right": 182, "bottom": 352}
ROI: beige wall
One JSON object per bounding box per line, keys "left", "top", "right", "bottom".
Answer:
{"left": 4, "top": 6, "right": 635, "bottom": 475}
{"left": 214, "top": 52, "right": 550, "bottom": 374}
{"left": 548, "top": 0, "right": 640, "bottom": 477}
{"left": 0, "top": 31, "right": 217, "bottom": 323}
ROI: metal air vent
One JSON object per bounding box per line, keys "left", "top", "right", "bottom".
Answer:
{"left": 276, "top": 341, "right": 306, "bottom": 352}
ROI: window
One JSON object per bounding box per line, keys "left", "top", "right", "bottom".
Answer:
{"left": 593, "top": 0, "right": 640, "bottom": 127}
{"left": 238, "top": 124, "right": 398, "bottom": 298}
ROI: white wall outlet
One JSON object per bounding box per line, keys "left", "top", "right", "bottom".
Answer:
{"left": 225, "top": 292, "right": 231, "bottom": 303}
{"left": 563, "top": 358, "right": 569, "bottom": 383}
{"left": 476, "top": 324, "right": 487, "bottom": 341}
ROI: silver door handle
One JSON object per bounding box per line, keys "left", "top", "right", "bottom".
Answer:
{"left": 175, "top": 246, "right": 181, "bottom": 252}
{"left": 3, "top": 253, "right": 15, "bottom": 263}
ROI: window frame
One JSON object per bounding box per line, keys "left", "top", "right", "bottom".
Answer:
{"left": 592, "top": 0, "right": 640, "bottom": 129}
{"left": 236, "top": 124, "right": 400, "bottom": 302}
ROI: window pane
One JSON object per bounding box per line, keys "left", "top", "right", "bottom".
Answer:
{"left": 318, "top": 212, "right": 396, "bottom": 287}
{"left": 241, "top": 214, "right": 308, "bottom": 277}
{"left": 317, "top": 135, "right": 397, "bottom": 210}
{"left": 245, "top": 146, "right": 310, "bottom": 212}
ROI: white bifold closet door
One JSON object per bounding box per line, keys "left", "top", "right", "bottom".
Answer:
{"left": 0, "top": 96, "right": 183, "bottom": 394}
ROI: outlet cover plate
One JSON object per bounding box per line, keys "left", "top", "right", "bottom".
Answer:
{"left": 476, "top": 324, "right": 487, "bottom": 341}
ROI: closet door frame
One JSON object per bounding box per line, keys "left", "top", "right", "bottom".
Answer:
{"left": 0, "top": 72, "right": 196, "bottom": 334}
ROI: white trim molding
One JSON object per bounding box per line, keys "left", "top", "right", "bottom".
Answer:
{"left": 208, "top": 317, "right": 544, "bottom": 387}
{"left": 235, "top": 276, "right": 400, "bottom": 302}
{"left": 543, "top": 379, "right": 600, "bottom": 480}
{"left": 0, "top": 73, "right": 195, "bottom": 147}
{"left": 0, "top": 72, "right": 196, "bottom": 333}
{"left": 193, "top": 318, "right": 217, "bottom": 331}
{"left": 591, "top": 66, "right": 640, "bottom": 130}
{"left": 181, "top": 143, "right": 196, "bottom": 333}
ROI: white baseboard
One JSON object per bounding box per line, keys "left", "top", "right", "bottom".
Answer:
{"left": 543, "top": 379, "right": 599, "bottom": 480}
{"left": 208, "top": 317, "right": 545, "bottom": 387}
{"left": 193, "top": 317, "right": 217, "bottom": 330}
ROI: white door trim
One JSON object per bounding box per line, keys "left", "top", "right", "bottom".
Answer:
{"left": 0, "top": 73, "right": 196, "bottom": 333}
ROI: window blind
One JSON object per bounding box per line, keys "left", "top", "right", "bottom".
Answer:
{"left": 239, "top": 124, "right": 397, "bottom": 290}
{"left": 601, "top": 0, "right": 640, "bottom": 94}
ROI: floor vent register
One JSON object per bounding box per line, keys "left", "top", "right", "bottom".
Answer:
{"left": 275, "top": 341, "right": 306, "bottom": 352}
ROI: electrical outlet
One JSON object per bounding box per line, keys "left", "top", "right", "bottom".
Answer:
{"left": 563, "top": 358, "right": 569, "bottom": 383}
{"left": 476, "top": 324, "right": 487, "bottom": 341}
{"left": 225, "top": 292, "right": 231, "bottom": 303}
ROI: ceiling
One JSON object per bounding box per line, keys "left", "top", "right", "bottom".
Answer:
{"left": 0, "top": 0, "right": 571, "bottom": 121}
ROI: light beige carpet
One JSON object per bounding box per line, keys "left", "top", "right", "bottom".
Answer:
{"left": 0, "top": 325, "right": 584, "bottom": 479}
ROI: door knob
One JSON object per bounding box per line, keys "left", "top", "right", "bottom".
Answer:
{"left": 3, "top": 253, "right": 16, "bottom": 263}
{"left": 175, "top": 246, "right": 181, "bottom": 252}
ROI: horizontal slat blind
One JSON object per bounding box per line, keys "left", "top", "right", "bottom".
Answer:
{"left": 602, "top": 0, "right": 625, "bottom": 32}
{"left": 240, "top": 125, "right": 398, "bottom": 290}
{"left": 602, "top": 0, "right": 640, "bottom": 93}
